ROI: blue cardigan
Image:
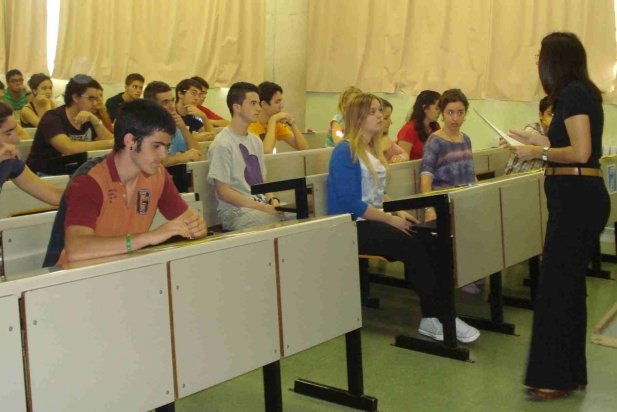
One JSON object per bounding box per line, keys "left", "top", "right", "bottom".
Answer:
{"left": 327, "top": 141, "right": 369, "bottom": 219}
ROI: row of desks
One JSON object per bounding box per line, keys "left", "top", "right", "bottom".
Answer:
{"left": 0, "top": 215, "right": 375, "bottom": 412}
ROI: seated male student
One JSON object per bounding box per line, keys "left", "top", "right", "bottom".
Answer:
{"left": 503, "top": 96, "right": 553, "bottom": 175}
{"left": 143, "top": 81, "right": 202, "bottom": 166}
{"left": 105, "top": 73, "right": 145, "bottom": 121}
{"left": 175, "top": 78, "right": 216, "bottom": 136}
{"left": 207, "top": 82, "right": 286, "bottom": 231}
{"left": 190, "top": 76, "right": 230, "bottom": 127}
{"left": 248, "top": 81, "right": 309, "bottom": 154}
{"left": 26, "top": 74, "right": 114, "bottom": 175}
{"left": 43, "top": 99, "right": 207, "bottom": 267}
{"left": 3, "top": 69, "right": 30, "bottom": 111}
{"left": 0, "top": 101, "right": 64, "bottom": 203}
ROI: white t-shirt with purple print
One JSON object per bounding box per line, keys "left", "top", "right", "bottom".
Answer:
{"left": 207, "top": 126, "right": 268, "bottom": 212}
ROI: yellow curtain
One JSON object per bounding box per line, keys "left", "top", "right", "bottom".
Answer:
{"left": 1, "top": 0, "right": 48, "bottom": 75}
{"left": 307, "top": 0, "right": 617, "bottom": 102}
{"left": 53, "top": 0, "right": 265, "bottom": 86}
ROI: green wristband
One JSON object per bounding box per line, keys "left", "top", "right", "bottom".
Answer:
{"left": 125, "top": 233, "right": 132, "bottom": 253}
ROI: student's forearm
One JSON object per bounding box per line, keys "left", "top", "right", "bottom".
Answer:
{"left": 20, "top": 108, "right": 40, "bottom": 128}
{"left": 262, "top": 126, "right": 277, "bottom": 154}
{"left": 13, "top": 167, "right": 64, "bottom": 205}
{"left": 420, "top": 175, "right": 433, "bottom": 194}
{"left": 216, "top": 182, "right": 270, "bottom": 212}
{"left": 94, "top": 122, "right": 114, "bottom": 140}
{"left": 181, "top": 128, "right": 201, "bottom": 152}
{"left": 59, "top": 139, "right": 112, "bottom": 155}
{"left": 65, "top": 232, "right": 155, "bottom": 262}
{"left": 291, "top": 124, "right": 309, "bottom": 150}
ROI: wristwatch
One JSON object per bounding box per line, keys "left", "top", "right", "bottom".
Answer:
{"left": 541, "top": 146, "right": 549, "bottom": 162}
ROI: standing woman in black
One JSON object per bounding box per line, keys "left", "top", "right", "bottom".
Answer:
{"left": 509, "top": 32, "right": 610, "bottom": 400}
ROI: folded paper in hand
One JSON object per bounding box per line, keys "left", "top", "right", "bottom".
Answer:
{"left": 473, "top": 108, "right": 522, "bottom": 146}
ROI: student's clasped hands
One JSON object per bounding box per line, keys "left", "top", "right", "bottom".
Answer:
{"left": 0, "top": 142, "right": 19, "bottom": 162}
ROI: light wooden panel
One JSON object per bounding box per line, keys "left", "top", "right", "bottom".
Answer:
{"left": 265, "top": 152, "right": 305, "bottom": 182}
{"left": 170, "top": 240, "right": 279, "bottom": 398}
{"left": 306, "top": 173, "right": 328, "bottom": 217}
{"left": 472, "top": 152, "right": 490, "bottom": 174}
{"left": 500, "top": 176, "right": 543, "bottom": 267}
{"left": 304, "top": 147, "right": 333, "bottom": 175}
{"left": 278, "top": 220, "right": 361, "bottom": 356}
{"left": 187, "top": 160, "right": 220, "bottom": 228}
{"left": 386, "top": 161, "right": 418, "bottom": 199}
{"left": 2, "top": 219, "right": 54, "bottom": 276}
{"left": 25, "top": 264, "right": 174, "bottom": 412}
{"left": 486, "top": 147, "right": 511, "bottom": 177}
{"left": 451, "top": 186, "right": 503, "bottom": 286}
{"left": 17, "top": 138, "right": 33, "bottom": 160}
{"left": 0, "top": 175, "right": 68, "bottom": 218}
{"left": 0, "top": 295, "right": 27, "bottom": 412}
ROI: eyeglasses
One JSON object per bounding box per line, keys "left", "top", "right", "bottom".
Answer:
{"left": 81, "top": 94, "right": 101, "bottom": 102}
{"left": 182, "top": 89, "right": 202, "bottom": 97}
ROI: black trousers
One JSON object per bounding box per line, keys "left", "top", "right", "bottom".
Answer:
{"left": 356, "top": 220, "right": 446, "bottom": 317}
{"left": 525, "top": 176, "right": 609, "bottom": 390}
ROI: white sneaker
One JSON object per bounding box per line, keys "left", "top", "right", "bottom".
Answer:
{"left": 418, "top": 317, "right": 480, "bottom": 343}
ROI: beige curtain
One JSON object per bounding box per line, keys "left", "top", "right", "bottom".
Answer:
{"left": 307, "top": 0, "right": 617, "bottom": 102}
{"left": 53, "top": 0, "right": 265, "bottom": 86}
{"left": 1, "top": 0, "right": 48, "bottom": 75}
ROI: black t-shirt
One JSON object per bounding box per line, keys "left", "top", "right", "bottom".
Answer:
{"left": 181, "top": 114, "right": 203, "bottom": 133}
{"left": 547, "top": 80, "right": 603, "bottom": 168}
{"left": 26, "top": 105, "right": 95, "bottom": 174}
{"left": 105, "top": 92, "right": 126, "bottom": 121}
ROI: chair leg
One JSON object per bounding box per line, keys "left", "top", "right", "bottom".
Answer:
{"left": 359, "top": 259, "right": 380, "bottom": 308}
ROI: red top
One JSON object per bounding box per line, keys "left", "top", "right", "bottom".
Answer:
{"left": 396, "top": 120, "right": 440, "bottom": 160}
{"left": 197, "top": 105, "right": 223, "bottom": 120}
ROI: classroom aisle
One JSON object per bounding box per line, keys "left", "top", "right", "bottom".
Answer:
{"left": 175, "top": 262, "right": 617, "bottom": 412}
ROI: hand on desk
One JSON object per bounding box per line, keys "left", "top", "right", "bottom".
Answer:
{"left": 385, "top": 213, "right": 414, "bottom": 234}
{"left": 424, "top": 208, "right": 437, "bottom": 222}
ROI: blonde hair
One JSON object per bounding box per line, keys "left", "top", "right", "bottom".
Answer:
{"left": 337, "top": 86, "right": 362, "bottom": 113}
{"left": 344, "top": 93, "right": 387, "bottom": 182}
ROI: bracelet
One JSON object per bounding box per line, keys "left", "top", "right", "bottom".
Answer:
{"left": 268, "top": 197, "right": 280, "bottom": 205}
{"left": 125, "top": 233, "right": 133, "bottom": 253}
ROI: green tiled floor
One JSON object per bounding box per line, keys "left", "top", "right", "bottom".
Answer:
{"left": 173, "top": 262, "right": 617, "bottom": 412}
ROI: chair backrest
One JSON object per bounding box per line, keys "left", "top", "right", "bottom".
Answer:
{"left": 187, "top": 160, "right": 220, "bottom": 229}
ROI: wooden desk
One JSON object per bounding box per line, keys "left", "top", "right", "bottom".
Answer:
{"left": 0, "top": 215, "right": 375, "bottom": 411}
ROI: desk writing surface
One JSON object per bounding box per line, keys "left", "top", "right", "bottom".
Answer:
{"left": 25, "top": 264, "right": 174, "bottom": 412}
{"left": 278, "top": 220, "right": 361, "bottom": 356}
{"left": 500, "top": 176, "right": 543, "bottom": 267}
{"left": 0, "top": 295, "right": 27, "bottom": 412}
{"left": 170, "top": 240, "right": 279, "bottom": 398}
{"left": 450, "top": 185, "right": 503, "bottom": 286}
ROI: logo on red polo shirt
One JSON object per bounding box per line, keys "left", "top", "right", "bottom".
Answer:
{"left": 137, "top": 189, "right": 150, "bottom": 215}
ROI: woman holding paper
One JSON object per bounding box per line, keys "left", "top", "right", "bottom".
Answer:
{"left": 509, "top": 32, "right": 609, "bottom": 401}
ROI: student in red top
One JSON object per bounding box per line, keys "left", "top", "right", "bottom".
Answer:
{"left": 190, "top": 76, "right": 230, "bottom": 127}
{"left": 44, "top": 99, "right": 207, "bottom": 267}
{"left": 397, "top": 90, "right": 441, "bottom": 160}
